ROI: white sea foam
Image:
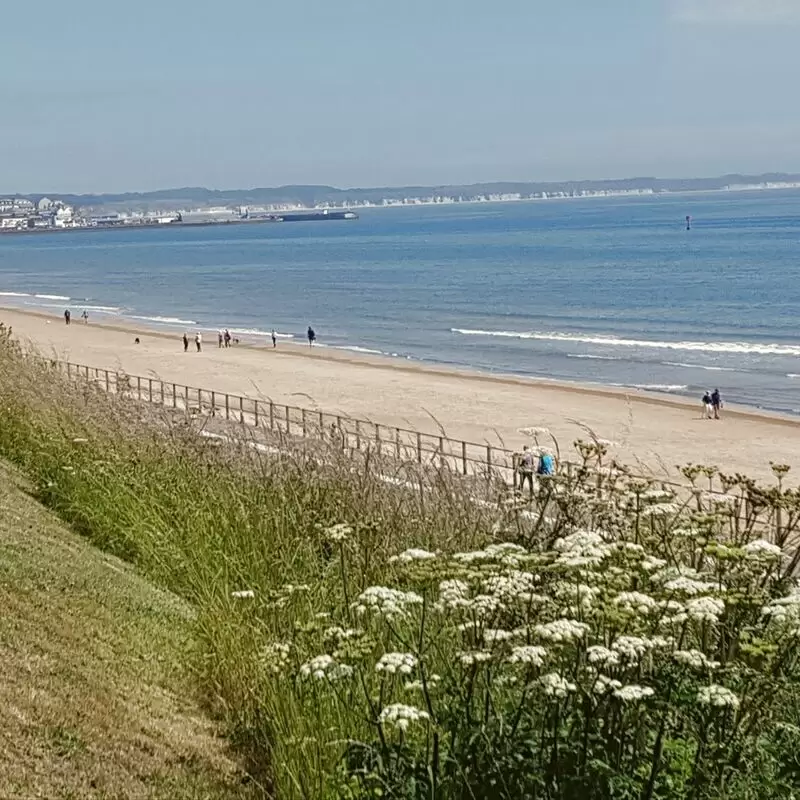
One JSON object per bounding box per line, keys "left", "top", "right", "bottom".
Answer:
{"left": 225, "top": 327, "right": 294, "bottom": 339}
{"left": 451, "top": 328, "right": 800, "bottom": 357}
{"left": 567, "top": 353, "right": 624, "bottom": 361}
{"left": 611, "top": 383, "right": 689, "bottom": 392}
{"left": 0, "top": 291, "right": 30, "bottom": 297}
{"left": 34, "top": 294, "right": 70, "bottom": 301}
{"left": 333, "top": 345, "right": 386, "bottom": 355}
{"left": 130, "top": 315, "right": 197, "bottom": 326}
{"left": 663, "top": 361, "right": 737, "bottom": 372}
{"left": 789, "top": 374, "right": 800, "bottom": 379}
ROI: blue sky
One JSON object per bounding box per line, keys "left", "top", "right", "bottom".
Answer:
{"left": 2, "top": 0, "right": 800, "bottom": 192}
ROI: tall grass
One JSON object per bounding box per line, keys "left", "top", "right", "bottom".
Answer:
{"left": 2, "top": 332, "right": 800, "bottom": 798}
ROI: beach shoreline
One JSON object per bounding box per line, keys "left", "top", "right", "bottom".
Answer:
{"left": 2, "top": 304, "right": 800, "bottom": 482}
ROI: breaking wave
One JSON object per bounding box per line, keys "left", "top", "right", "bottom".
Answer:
{"left": 451, "top": 328, "right": 800, "bottom": 357}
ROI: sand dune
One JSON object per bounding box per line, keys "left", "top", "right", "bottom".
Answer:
{"left": 2, "top": 306, "right": 799, "bottom": 482}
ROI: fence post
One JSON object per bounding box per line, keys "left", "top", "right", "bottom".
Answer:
{"left": 462, "top": 441, "right": 468, "bottom": 475}
{"left": 160, "top": 381, "right": 165, "bottom": 406}
{"left": 67, "top": 363, "right": 71, "bottom": 378}
{"left": 302, "top": 408, "right": 307, "bottom": 437}
{"left": 395, "top": 428, "right": 401, "bottom": 459}
{"left": 376, "top": 424, "right": 381, "bottom": 455}
{"left": 210, "top": 391, "right": 215, "bottom": 416}
{"left": 269, "top": 401, "right": 274, "bottom": 430}
{"left": 285, "top": 405, "right": 290, "bottom": 434}
{"left": 198, "top": 387, "right": 202, "bottom": 413}
{"left": 417, "top": 432, "right": 422, "bottom": 463}
{"left": 319, "top": 410, "right": 324, "bottom": 433}
{"left": 148, "top": 378, "right": 153, "bottom": 402}
{"left": 225, "top": 393, "right": 230, "bottom": 420}
{"left": 355, "top": 421, "right": 361, "bottom": 450}
{"left": 254, "top": 400, "right": 260, "bottom": 427}
{"left": 172, "top": 383, "right": 177, "bottom": 408}
{"left": 137, "top": 376, "right": 141, "bottom": 400}
{"left": 239, "top": 395, "right": 244, "bottom": 424}
{"left": 486, "top": 445, "right": 492, "bottom": 478}
{"left": 105, "top": 369, "right": 110, "bottom": 393}
{"left": 85, "top": 365, "right": 89, "bottom": 380}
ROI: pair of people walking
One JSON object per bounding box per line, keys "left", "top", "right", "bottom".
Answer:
{"left": 702, "top": 389, "right": 722, "bottom": 419}
{"left": 518, "top": 445, "right": 555, "bottom": 495}
{"left": 183, "top": 332, "right": 202, "bottom": 352}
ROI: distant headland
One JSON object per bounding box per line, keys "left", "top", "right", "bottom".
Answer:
{"left": 2, "top": 172, "right": 800, "bottom": 230}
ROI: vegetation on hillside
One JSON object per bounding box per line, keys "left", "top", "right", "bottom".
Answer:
{"left": 2, "top": 331, "right": 800, "bottom": 798}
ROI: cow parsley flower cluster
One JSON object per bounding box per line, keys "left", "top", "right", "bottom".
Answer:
{"left": 261, "top": 642, "right": 291, "bottom": 674}
{"left": 299, "top": 654, "right": 354, "bottom": 682}
{"left": 483, "top": 570, "right": 539, "bottom": 603}
{"left": 458, "top": 650, "right": 493, "bottom": 666}
{"left": 541, "top": 672, "right": 577, "bottom": 697}
{"left": 743, "top": 539, "right": 782, "bottom": 560}
{"left": 436, "top": 579, "right": 471, "bottom": 611}
{"left": 324, "top": 523, "right": 353, "bottom": 543}
{"left": 379, "top": 703, "right": 430, "bottom": 731}
{"left": 673, "top": 649, "right": 720, "bottom": 671}
{"left": 553, "top": 531, "right": 612, "bottom": 567}
{"left": 534, "top": 618, "right": 589, "bottom": 643}
{"left": 613, "top": 684, "right": 655, "bottom": 702}
{"left": 587, "top": 645, "right": 621, "bottom": 667}
{"left": 507, "top": 645, "right": 547, "bottom": 667}
{"left": 697, "top": 684, "right": 740, "bottom": 709}
{"left": 389, "top": 548, "right": 437, "bottom": 564}
{"left": 615, "top": 591, "right": 658, "bottom": 615}
{"left": 376, "top": 652, "right": 418, "bottom": 675}
{"left": 353, "top": 586, "right": 423, "bottom": 619}
{"left": 686, "top": 596, "right": 725, "bottom": 623}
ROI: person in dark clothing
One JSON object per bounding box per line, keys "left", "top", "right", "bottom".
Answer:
{"left": 224, "top": 329, "right": 231, "bottom": 348}
{"left": 64, "top": 309, "right": 71, "bottom": 325}
{"left": 271, "top": 329, "right": 277, "bottom": 349}
{"left": 702, "top": 391, "right": 713, "bottom": 419}
{"left": 307, "top": 326, "right": 316, "bottom": 347}
{"left": 183, "top": 333, "right": 189, "bottom": 352}
{"left": 711, "top": 389, "right": 722, "bottom": 420}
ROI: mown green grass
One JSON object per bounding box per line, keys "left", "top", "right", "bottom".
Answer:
{"left": 0, "top": 459, "right": 258, "bottom": 799}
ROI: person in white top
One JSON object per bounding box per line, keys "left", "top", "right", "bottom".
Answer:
{"left": 195, "top": 332, "right": 202, "bottom": 352}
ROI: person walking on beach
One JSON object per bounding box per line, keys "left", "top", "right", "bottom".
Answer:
{"left": 81, "top": 310, "right": 88, "bottom": 324}
{"left": 702, "top": 391, "right": 713, "bottom": 419}
{"left": 307, "top": 326, "right": 316, "bottom": 347}
{"left": 64, "top": 309, "right": 71, "bottom": 326}
{"left": 271, "top": 329, "right": 277, "bottom": 349}
{"left": 195, "top": 332, "right": 202, "bottom": 352}
{"left": 218, "top": 330, "right": 224, "bottom": 348}
{"left": 711, "top": 388, "right": 722, "bottom": 420}
{"left": 224, "top": 329, "right": 231, "bottom": 348}
{"left": 183, "top": 332, "right": 189, "bottom": 352}
{"left": 518, "top": 445, "right": 535, "bottom": 495}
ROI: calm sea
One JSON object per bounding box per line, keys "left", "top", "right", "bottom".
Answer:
{"left": 1, "top": 191, "right": 799, "bottom": 414}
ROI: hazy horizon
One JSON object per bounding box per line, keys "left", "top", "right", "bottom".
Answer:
{"left": 3, "top": 0, "right": 800, "bottom": 194}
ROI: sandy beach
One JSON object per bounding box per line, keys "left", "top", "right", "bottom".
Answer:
{"left": 2, "top": 306, "right": 799, "bottom": 482}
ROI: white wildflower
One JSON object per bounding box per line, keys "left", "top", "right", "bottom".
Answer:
{"left": 379, "top": 703, "right": 430, "bottom": 731}
{"left": 231, "top": 589, "right": 255, "bottom": 599}
{"left": 658, "top": 599, "right": 688, "bottom": 626}
{"left": 507, "top": 645, "right": 547, "bottom": 667}
{"left": 389, "top": 548, "right": 437, "bottom": 564}
{"left": 324, "top": 626, "right": 360, "bottom": 642}
{"left": 642, "top": 489, "right": 675, "bottom": 502}
{"left": 554, "top": 582, "right": 600, "bottom": 611}
{"left": 464, "top": 593, "right": 506, "bottom": 619}
{"left": 641, "top": 555, "right": 668, "bottom": 572}
{"left": 484, "top": 570, "right": 539, "bottom": 602}
{"left": 300, "top": 654, "right": 354, "bottom": 682}
{"left": 642, "top": 503, "right": 681, "bottom": 518}
{"left": 612, "top": 635, "right": 671, "bottom": 663}
{"left": 483, "top": 628, "right": 515, "bottom": 646}
{"left": 587, "top": 646, "right": 621, "bottom": 667}
{"left": 615, "top": 591, "right": 658, "bottom": 615}
{"left": 673, "top": 649, "right": 720, "bottom": 671}
{"left": 616, "top": 542, "right": 646, "bottom": 555}
{"left": 540, "top": 672, "right": 577, "bottom": 697}
{"left": 534, "top": 619, "right": 589, "bottom": 643}
{"left": 592, "top": 674, "right": 622, "bottom": 695}
{"left": 353, "top": 586, "right": 423, "bottom": 619}
{"left": 376, "top": 652, "right": 418, "bottom": 676}
{"left": 453, "top": 542, "right": 527, "bottom": 565}
{"left": 663, "top": 576, "right": 717, "bottom": 596}
{"left": 553, "top": 530, "right": 612, "bottom": 567}
{"left": 324, "top": 523, "right": 353, "bottom": 543}
{"left": 703, "top": 493, "right": 736, "bottom": 508}
{"left": 686, "top": 596, "right": 725, "bottom": 623}
{"left": 673, "top": 527, "right": 701, "bottom": 539}
{"left": 761, "top": 589, "right": 800, "bottom": 623}
{"left": 458, "top": 650, "right": 492, "bottom": 666}
{"left": 743, "top": 539, "right": 782, "bottom": 560}
{"left": 437, "top": 579, "right": 471, "bottom": 611}
{"left": 697, "top": 684, "right": 740, "bottom": 709}
{"left": 518, "top": 426, "right": 550, "bottom": 437}
{"left": 613, "top": 684, "right": 655, "bottom": 702}
{"left": 261, "top": 642, "right": 291, "bottom": 674}
{"left": 404, "top": 674, "right": 441, "bottom": 691}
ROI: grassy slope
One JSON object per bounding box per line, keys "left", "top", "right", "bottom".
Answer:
{"left": 0, "top": 460, "right": 259, "bottom": 800}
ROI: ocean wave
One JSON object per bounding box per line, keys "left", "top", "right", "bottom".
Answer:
{"left": 567, "top": 353, "right": 624, "bottom": 361}
{"left": 225, "top": 327, "right": 294, "bottom": 339}
{"left": 662, "top": 361, "right": 738, "bottom": 372}
{"left": 0, "top": 291, "right": 30, "bottom": 297}
{"left": 611, "top": 383, "right": 690, "bottom": 392}
{"left": 789, "top": 374, "right": 800, "bottom": 379}
{"left": 80, "top": 305, "right": 122, "bottom": 313}
{"left": 451, "top": 328, "right": 800, "bottom": 357}
{"left": 331, "top": 345, "right": 386, "bottom": 355}
{"left": 34, "top": 294, "right": 70, "bottom": 301}
{"left": 130, "top": 314, "right": 197, "bottom": 326}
